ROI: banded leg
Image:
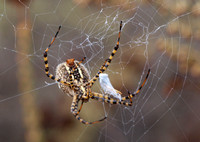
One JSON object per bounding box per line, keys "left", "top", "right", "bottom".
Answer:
{"left": 44, "top": 26, "right": 72, "bottom": 87}
{"left": 71, "top": 57, "right": 86, "bottom": 72}
{"left": 78, "top": 57, "right": 86, "bottom": 65}
{"left": 88, "top": 21, "right": 123, "bottom": 86}
{"left": 91, "top": 69, "right": 151, "bottom": 106}
{"left": 68, "top": 57, "right": 86, "bottom": 89}
{"left": 77, "top": 101, "right": 84, "bottom": 115}
{"left": 71, "top": 95, "right": 107, "bottom": 124}
{"left": 121, "top": 69, "right": 151, "bottom": 101}
{"left": 90, "top": 92, "right": 133, "bottom": 106}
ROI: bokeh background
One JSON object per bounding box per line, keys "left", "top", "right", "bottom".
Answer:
{"left": 0, "top": 0, "right": 200, "bottom": 142}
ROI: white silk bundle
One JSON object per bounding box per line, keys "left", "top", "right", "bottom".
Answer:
{"left": 99, "top": 73, "right": 121, "bottom": 101}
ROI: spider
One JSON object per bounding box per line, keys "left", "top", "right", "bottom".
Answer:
{"left": 43, "top": 21, "right": 150, "bottom": 124}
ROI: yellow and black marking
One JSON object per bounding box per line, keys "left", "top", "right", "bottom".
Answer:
{"left": 66, "top": 66, "right": 76, "bottom": 89}
{"left": 135, "top": 69, "right": 150, "bottom": 94}
{"left": 78, "top": 57, "right": 86, "bottom": 65}
{"left": 122, "top": 69, "right": 150, "bottom": 100}
{"left": 77, "top": 101, "right": 84, "bottom": 115}
{"left": 55, "top": 59, "right": 90, "bottom": 97}
{"left": 67, "top": 57, "right": 87, "bottom": 88}
{"left": 88, "top": 21, "right": 123, "bottom": 86}
{"left": 73, "top": 114, "right": 107, "bottom": 125}
{"left": 69, "top": 57, "right": 86, "bottom": 88}
{"left": 44, "top": 51, "right": 71, "bottom": 86}
{"left": 121, "top": 69, "right": 150, "bottom": 101}
{"left": 71, "top": 95, "right": 107, "bottom": 124}
{"left": 43, "top": 25, "right": 72, "bottom": 87}
{"left": 91, "top": 92, "right": 132, "bottom": 106}
{"left": 90, "top": 69, "right": 150, "bottom": 106}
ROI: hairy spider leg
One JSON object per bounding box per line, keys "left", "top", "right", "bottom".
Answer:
{"left": 90, "top": 69, "right": 150, "bottom": 106}
{"left": 88, "top": 21, "right": 123, "bottom": 86}
{"left": 44, "top": 26, "right": 72, "bottom": 87}
{"left": 71, "top": 95, "right": 107, "bottom": 124}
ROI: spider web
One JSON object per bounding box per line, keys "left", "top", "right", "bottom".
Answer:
{"left": 0, "top": 0, "right": 200, "bottom": 142}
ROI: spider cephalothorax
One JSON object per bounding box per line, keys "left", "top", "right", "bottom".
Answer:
{"left": 44, "top": 21, "right": 150, "bottom": 124}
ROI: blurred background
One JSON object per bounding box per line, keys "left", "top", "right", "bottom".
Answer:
{"left": 0, "top": 0, "right": 200, "bottom": 142}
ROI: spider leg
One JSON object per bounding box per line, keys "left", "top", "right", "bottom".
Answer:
{"left": 78, "top": 57, "right": 86, "bottom": 65}
{"left": 77, "top": 101, "right": 84, "bottom": 115}
{"left": 115, "top": 89, "right": 122, "bottom": 95}
{"left": 71, "top": 95, "right": 107, "bottom": 124}
{"left": 90, "top": 92, "right": 133, "bottom": 106}
{"left": 44, "top": 26, "right": 72, "bottom": 87}
{"left": 88, "top": 21, "right": 123, "bottom": 86}
{"left": 91, "top": 69, "right": 151, "bottom": 106}
{"left": 121, "top": 69, "right": 151, "bottom": 101}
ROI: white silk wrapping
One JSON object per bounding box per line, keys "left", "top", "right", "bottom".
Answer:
{"left": 99, "top": 73, "right": 121, "bottom": 101}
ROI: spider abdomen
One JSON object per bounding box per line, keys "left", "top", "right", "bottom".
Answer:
{"left": 55, "top": 61, "right": 90, "bottom": 97}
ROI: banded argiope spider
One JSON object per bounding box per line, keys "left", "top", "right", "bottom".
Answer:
{"left": 43, "top": 21, "right": 150, "bottom": 124}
